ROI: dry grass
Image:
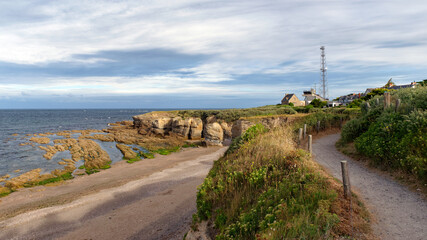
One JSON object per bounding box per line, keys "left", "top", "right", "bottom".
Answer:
{"left": 195, "top": 125, "right": 373, "bottom": 239}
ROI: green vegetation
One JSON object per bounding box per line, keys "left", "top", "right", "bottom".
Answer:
{"left": 100, "top": 161, "right": 112, "bottom": 169}
{"left": 140, "top": 151, "right": 155, "bottom": 159}
{"left": 85, "top": 168, "right": 100, "bottom": 175}
{"left": 23, "top": 172, "right": 74, "bottom": 187}
{"left": 340, "top": 87, "right": 427, "bottom": 182}
{"left": 226, "top": 123, "right": 267, "bottom": 155}
{"left": 361, "top": 88, "right": 389, "bottom": 101}
{"left": 309, "top": 98, "right": 327, "bottom": 108}
{"left": 152, "top": 146, "right": 181, "bottom": 155}
{"left": 0, "top": 188, "right": 13, "bottom": 197}
{"left": 194, "top": 124, "right": 371, "bottom": 239}
{"left": 178, "top": 105, "right": 297, "bottom": 122}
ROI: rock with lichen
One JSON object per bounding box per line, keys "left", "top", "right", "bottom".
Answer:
{"left": 30, "top": 137, "right": 50, "bottom": 144}
{"left": 116, "top": 144, "right": 138, "bottom": 159}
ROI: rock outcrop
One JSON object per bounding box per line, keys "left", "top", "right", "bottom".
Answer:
{"left": 30, "top": 137, "right": 50, "bottom": 144}
{"left": 132, "top": 112, "right": 292, "bottom": 146}
{"left": 116, "top": 144, "right": 138, "bottom": 159}
{"left": 133, "top": 113, "right": 206, "bottom": 140}
{"left": 204, "top": 122, "right": 224, "bottom": 146}
{"left": 231, "top": 120, "right": 254, "bottom": 138}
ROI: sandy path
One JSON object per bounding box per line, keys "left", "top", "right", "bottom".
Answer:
{"left": 0, "top": 146, "right": 227, "bottom": 240}
{"left": 313, "top": 134, "right": 427, "bottom": 240}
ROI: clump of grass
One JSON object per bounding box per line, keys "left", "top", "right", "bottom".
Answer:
{"left": 0, "top": 188, "right": 13, "bottom": 198}
{"left": 100, "top": 161, "right": 112, "bottom": 169}
{"left": 85, "top": 168, "right": 100, "bottom": 175}
{"left": 182, "top": 143, "right": 199, "bottom": 148}
{"left": 127, "top": 156, "right": 142, "bottom": 163}
{"left": 194, "top": 125, "right": 372, "bottom": 239}
{"left": 23, "top": 172, "right": 74, "bottom": 187}
{"left": 140, "top": 151, "right": 155, "bottom": 159}
{"left": 152, "top": 146, "right": 180, "bottom": 155}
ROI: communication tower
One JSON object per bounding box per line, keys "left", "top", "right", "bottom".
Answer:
{"left": 320, "top": 46, "right": 328, "bottom": 99}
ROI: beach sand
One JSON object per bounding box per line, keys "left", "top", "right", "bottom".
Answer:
{"left": 0, "top": 146, "right": 226, "bottom": 240}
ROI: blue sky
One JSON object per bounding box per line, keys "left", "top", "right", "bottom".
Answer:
{"left": 0, "top": 0, "right": 426, "bottom": 109}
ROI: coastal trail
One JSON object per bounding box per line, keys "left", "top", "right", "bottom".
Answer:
{"left": 0, "top": 146, "right": 227, "bottom": 240}
{"left": 312, "top": 134, "right": 427, "bottom": 240}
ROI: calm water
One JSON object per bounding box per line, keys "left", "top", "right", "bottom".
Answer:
{"left": 0, "top": 109, "right": 160, "bottom": 179}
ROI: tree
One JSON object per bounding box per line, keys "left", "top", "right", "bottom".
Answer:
{"left": 309, "top": 99, "right": 327, "bottom": 108}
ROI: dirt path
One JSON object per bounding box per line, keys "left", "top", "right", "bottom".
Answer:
{"left": 313, "top": 134, "right": 427, "bottom": 240}
{"left": 0, "top": 147, "right": 227, "bottom": 240}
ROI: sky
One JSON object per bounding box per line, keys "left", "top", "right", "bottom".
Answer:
{"left": 0, "top": 0, "right": 426, "bottom": 109}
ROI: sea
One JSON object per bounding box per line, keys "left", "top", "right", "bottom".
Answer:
{"left": 0, "top": 109, "right": 162, "bottom": 181}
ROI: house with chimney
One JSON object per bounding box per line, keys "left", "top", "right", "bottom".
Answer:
{"left": 302, "top": 89, "right": 327, "bottom": 106}
{"left": 281, "top": 93, "right": 305, "bottom": 106}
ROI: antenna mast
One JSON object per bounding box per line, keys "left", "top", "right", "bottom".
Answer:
{"left": 320, "top": 46, "right": 328, "bottom": 99}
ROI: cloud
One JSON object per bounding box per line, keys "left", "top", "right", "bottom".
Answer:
{"left": 0, "top": 0, "right": 427, "bottom": 108}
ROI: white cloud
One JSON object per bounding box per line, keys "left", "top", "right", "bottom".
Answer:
{"left": 0, "top": 0, "right": 426, "bottom": 105}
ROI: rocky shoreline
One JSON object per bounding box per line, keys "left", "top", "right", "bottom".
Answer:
{"left": 1, "top": 111, "right": 295, "bottom": 197}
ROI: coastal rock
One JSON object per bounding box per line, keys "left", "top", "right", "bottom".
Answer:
{"left": 116, "top": 144, "right": 138, "bottom": 159}
{"left": 231, "top": 120, "right": 254, "bottom": 138}
{"left": 171, "top": 117, "right": 191, "bottom": 138}
{"left": 4, "top": 169, "right": 42, "bottom": 190}
{"left": 204, "top": 122, "right": 223, "bottom": 146}
{"left": 88, "top": 134, "right": 115, "bottom": 142}
{"left": 220, "top": 121, "right": 232, "bottom": 139}
{"left": 39, "top": 145, "right": 66, "bottom": 160}
{"left": 260, "top": 116, "right": 288, "bottom": 128}
{"left": 53, "top": 138, "right": 111, "bottom": 169}
{"left": 189, "top": 118, "right": 203, "bottom": 139}
{"left": 29, "top": 137, "right": 50, "bottom": 144}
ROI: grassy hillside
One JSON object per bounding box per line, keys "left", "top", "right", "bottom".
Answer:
{"left": 192, "top": 119, "right": 372, "bottom": 239}
{"left": 339, "top": 87, "right": 426, "bottom": 184}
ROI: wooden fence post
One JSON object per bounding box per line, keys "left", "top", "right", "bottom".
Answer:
{"left": 303, "top": 124, "right": 307, "bottom": 139}
{"left": 308, "top": 135, "right": 312, "bottom": 154}
{"left": 395, "top": 99, "right": 401, "bottom": 112}
{"left": 341, "top": 161, "right": 351, "bottom": 199}
{"left": 384, "top": 92, "right": 391, "bottom": 109}
{"left": 316, "top": 121, "right": 320, "bottom": 133}
{"left": 298, "top": 128, "right": 303, "bottom": 145}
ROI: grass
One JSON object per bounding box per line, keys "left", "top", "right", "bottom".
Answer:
{"left": 0, "top": 188, "right": 13, "bottom": 198}
{"left": 193, "top": 124, "right": 372, "bottom": 239}
{"left": 177, "top": 105, "right": 297, "bottom": 122}
{"left": 22, "top": 172, "right": 74, "bottom": 187}
{"left": 152, "top": 146, "right": 181, "bottom": 155}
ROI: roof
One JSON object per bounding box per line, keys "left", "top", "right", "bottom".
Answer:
{"left": 283, "top": 94, "right": 296, "bottom": 101}
{"left": 388, "top": 84, "right": 415, "bottom": 90}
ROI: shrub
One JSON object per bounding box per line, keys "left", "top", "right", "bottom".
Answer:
{"left": 194, "top": 125, "right": 369, "bottom": 239}
{"left": 341, "top": 86, "right": 427, "bottom": 182}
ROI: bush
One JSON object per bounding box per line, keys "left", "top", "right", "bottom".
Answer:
{"left": 341, "top": 86, "right": 427, "bottom": 182}
{"left": 194, "top": 125, "right": 370, "bottom": 239}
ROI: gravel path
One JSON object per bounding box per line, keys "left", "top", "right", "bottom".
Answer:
{"left": 313, "top": 134, "right": 427, "bottom": 240}
{"left": 0, "top": 147, "right": 227, "bottom": 240}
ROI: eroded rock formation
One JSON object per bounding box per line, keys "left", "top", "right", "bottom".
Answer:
{"left": 116, "top": 144, "right": 138, "bottom": 159}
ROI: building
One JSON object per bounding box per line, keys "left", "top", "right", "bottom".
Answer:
{"left": 281, "top": 93, "right": 305, "bottom": 106}
{"left": 302, "top": 89, "right": 327, "bottom": 106}
{"left": 337, "top": 93, "right": 361, "bottom": 106}
{"left": 387, "top": 81, "right": 417, "bottom": 90}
